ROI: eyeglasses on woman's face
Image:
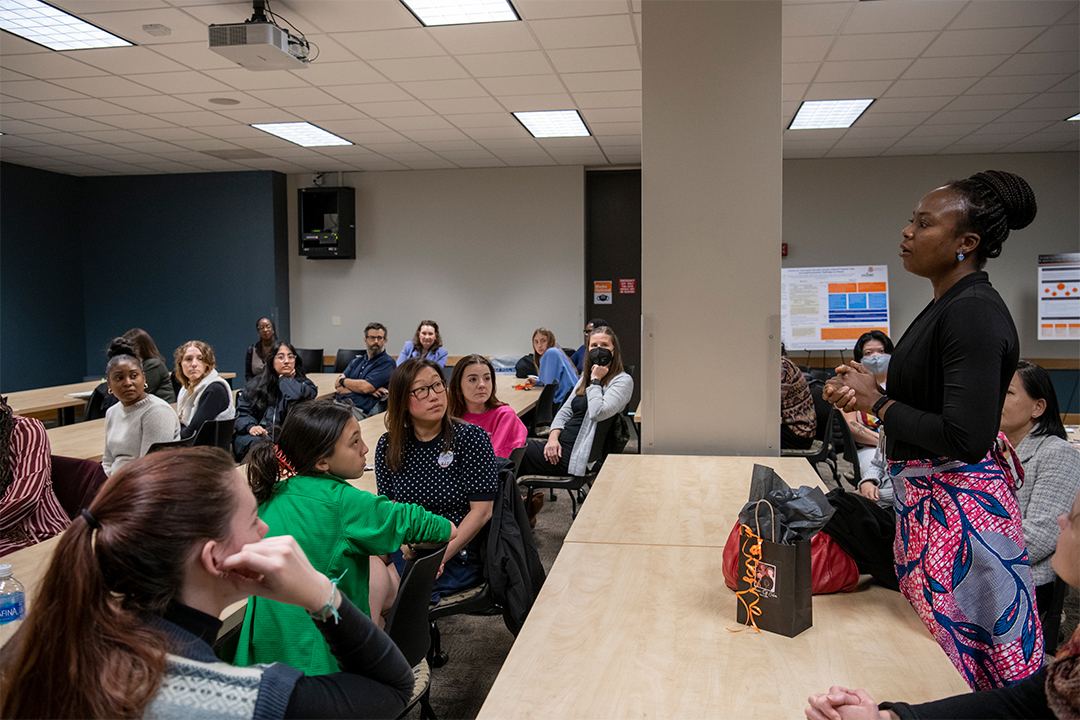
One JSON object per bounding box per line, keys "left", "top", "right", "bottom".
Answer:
{"left": 409, "top": 379, "right": 446, "bottom": 400}
{"left": 274, "top": 352, "right": 296, "bottom": 362}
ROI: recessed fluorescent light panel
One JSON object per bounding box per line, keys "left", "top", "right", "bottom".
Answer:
{"left": 789, "top": 99, "right": 874, "bottom": 130}
{"left": 0, "top": 0, "right": 131, "bottom": 50}
{"left": 1067, "top": 113, "right": 1080, "bottom": 122}
{"left": 251, "top": 122, "right": 352, "bottom": 147}
{"left": 400, "top": 0, "right": 518, "bottom": 26}
{"left": 513, "top": 110, "right": 590, "bottom": 138}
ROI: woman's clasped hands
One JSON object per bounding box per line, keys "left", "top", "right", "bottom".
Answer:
{"left": 823, "top": 362, "right": 884, "bottom": 416}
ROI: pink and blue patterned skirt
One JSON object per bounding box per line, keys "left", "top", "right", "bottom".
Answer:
{"left": 889, "top": 434, "right": 1044, "bottom": 691}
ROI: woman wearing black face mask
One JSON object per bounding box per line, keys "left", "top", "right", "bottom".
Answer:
{"left": 844, "top": 331, "right": 894, "bottom": 506}
{"left": 517, "top": 327, "right": 633, "bottom": 516}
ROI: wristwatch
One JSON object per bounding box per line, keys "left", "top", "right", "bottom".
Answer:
{"left": 590, "top": 378, "right": 602, "bottom": 386}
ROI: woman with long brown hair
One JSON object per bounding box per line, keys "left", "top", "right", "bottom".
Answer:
{"left": 396, "top": 319, "right": 448, "bottom": 367}
{"left": 375, "top": 358, "right": 498, "bottom": 602}
{"left": 0, "top": 447, "right": 414, "bottom": 719}
{"left": 447, "top": 353, "right": 526, "bottom": 459}
{"left": 174, "top": 339, "right": 235, "bottom": 440}
{"left": 122, "top": 327, "right": 175, "bottom": 403}
{"left": 515, "top": 327, "right": 579, "bottom": 404}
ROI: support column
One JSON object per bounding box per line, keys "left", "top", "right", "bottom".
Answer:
{"left": 641, "top": 0, "right": 783, "bottom": 455}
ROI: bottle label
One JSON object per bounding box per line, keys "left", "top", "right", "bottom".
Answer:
{"left": 0, "top": 594, "right": 25, "bottom": 624}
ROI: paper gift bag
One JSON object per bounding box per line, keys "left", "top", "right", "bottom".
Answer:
{"left": 734, "top": 502, "right": 813, "bottom": 638}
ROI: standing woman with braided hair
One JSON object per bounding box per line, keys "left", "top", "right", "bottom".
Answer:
{"left": 824, "top": 171, "right": 1043, "bottom": 691}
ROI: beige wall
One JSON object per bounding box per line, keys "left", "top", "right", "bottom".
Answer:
{"left": 287, "top": 165, "right": 585, "bottom": 361}
{"left": 783, "top": 152, "right": 1080, "bottom": 361}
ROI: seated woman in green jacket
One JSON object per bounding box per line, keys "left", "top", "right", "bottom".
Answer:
{"left": 230, "top": 399, "right": 457, "bottom": 676}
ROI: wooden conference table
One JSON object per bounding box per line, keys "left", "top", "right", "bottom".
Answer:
{"left": 477, "top": 454, "right": 971, "bottom": 720}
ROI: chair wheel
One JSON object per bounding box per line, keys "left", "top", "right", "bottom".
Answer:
{"left": 431, "top": 651, "right": 449, "bottom": 668}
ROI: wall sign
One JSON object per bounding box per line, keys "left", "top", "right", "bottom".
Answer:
{"left": 1038, "top": 253, "right": 1080, "bottom": 340}
{"left": 594, "top": 280, "right": 612, "bottom": 305}
{"left": 619, "top": 279, "right": 636, "bottom": 294}
{"left": 781, "top": 265, "right": 890, "bottom": 351}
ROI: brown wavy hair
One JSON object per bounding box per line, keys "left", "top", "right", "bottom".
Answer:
{"left": 577, "top": 326, "right": 624, "bottom": 396}
{"left": 447, "top": 354, "right": 504, "bottom": 416}
{"left": 0, "top": 447, "right": 238, "bottom": 719}
{"left": 173, "top": 340, "right": 217, "bottom": 390}
{"left": 531, "top": 328, "right": 557, "bottom": 373}
{"left": 122, "top": 328, "right": 165, "bottom": 364}
{"left": 412, "top": 320, "right": 443, "bottom": 358}
{"left": 383, "top": 358, "right": 454, "bottom": 473}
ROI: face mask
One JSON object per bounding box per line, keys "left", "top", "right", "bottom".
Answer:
{"left": 588, "top": 347, "right": 613, "bottom": 367}
{"left": 861, "top": 353, "right": 890, "bottom": 375}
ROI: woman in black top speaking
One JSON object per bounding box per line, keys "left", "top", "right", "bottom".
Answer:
{"left": 824, "top": 171, "right": 1042, "bottom": 691}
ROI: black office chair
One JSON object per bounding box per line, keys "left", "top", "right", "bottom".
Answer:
{"left": 294, "top": 348, "right": 324, "bottom": 374}
{"left": 383, "top": 543, "right": 446, "bottom": 720}
{"left": 334, "top": 348, "right": 365, "bottom": 373}
{"left": 832, "top": 410, "right": 864, "bottom": 490}
{"left": 526, "top": 381, "right": 559, "bottom": 439}
{"left": 84, "top": 383, "right": 110, "bottom": 421}
{"left": 147, "top": 435, "right": 196, "bottom": 454}
{"left": 192, "top": 417, "right": 236, "bottom": 453}
{"left": 780, "top": 380, "right": 837, "bottom": 479}
{"left": 518, "top": 414, "right": 618, "bottom": 520}
{"left": 507, "top": 445, "right": 526, "bottom": 476}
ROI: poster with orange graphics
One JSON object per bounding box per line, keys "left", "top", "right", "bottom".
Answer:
{"left": 1038, "top": 253, "right": 1080, "bottom": 340}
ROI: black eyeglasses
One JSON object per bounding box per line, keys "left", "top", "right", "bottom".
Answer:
{"left": 366, "top": 335, "right": 386, "bottom": 342}
{"left": 410, "top": 380, "right": 446, "bottom": 400}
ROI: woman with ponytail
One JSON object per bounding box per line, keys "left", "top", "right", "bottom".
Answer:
{"left": 231, "top": 399, "right": 455, "bottom": 676}
{"left": 0, "top": 447, "right": 415, "bottom": 719}
{"left": 824, "top": 171, "right": 1043, "bottom": 691}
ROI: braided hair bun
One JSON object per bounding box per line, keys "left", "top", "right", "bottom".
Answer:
{"left": 949, "top": 170, "right": 1037, "bottom": 265}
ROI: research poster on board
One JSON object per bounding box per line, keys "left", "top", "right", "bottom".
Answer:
{"left": 1038, "top": 253, "right": 1080, "bottom": 340}
{"left": 781, "top": 265, "right": 891, "bottom": 351}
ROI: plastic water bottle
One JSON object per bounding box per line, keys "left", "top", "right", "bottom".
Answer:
{"left": 0, "top": 564, "right": 26, "bottom": 635}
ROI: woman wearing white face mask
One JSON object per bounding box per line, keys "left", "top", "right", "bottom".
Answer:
{"left": 843, "top": 331, "right": 894, "bottom": 505}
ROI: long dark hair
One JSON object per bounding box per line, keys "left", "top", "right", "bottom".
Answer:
{"left": 122, "top": 328, "right": 165, "bottom": 364}
{"left": 577, "top": 326, "right": 625, "bottom": 396}
{"left": 1014, "top": 360, "right": 1068, "bottom": 440}
{"left": 246, "top": 400, "right": 354, "bottom": 503}
{"left": 447, "top": 354, "right": 504, "bottom": 416}
{"left": 243, "top": 340, "right": 306, "bottom": 417}
{"left": 383, "top": 358, "right": 454, "bottom": 473}
{"left": 1, "top": 447, "right": 238, "bottom": 719}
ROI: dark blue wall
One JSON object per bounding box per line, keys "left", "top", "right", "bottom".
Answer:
{"left": 1, "top": 163, "right": 86, "bottom": 391}
{"left": 0, "top": 163, "right": 289, "bottom": 392}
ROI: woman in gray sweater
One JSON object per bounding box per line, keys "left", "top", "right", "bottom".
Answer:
{"left": 102, "top": 338, "right": 179, "bottom": 475}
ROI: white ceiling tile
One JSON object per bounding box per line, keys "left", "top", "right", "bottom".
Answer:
{"left": 167, "top": 138, "right": 243, "bottom": 151}
{"left": 0, "top": 32, "right": 52, "bottom": 54}
{"left": 148, "top": 41, "right": 239, "bottom": 70}
{"left": 170, "top": 2, "right": 258, "bottom": 24}
{"left": 1020, "top": 90, "right": 1078, "bottom": 108}
{"left": 335, "top": 28, "right": 445, "bottom": 60}
{"left": 204, "top": 67, "right": 312, "bottom": 90}
{"left": 940, "top": 142, "right": 1009, "bottom": 153}
{"left": 782, "top": 147, "right": 828, "bottom": 158}
{"left": 0, "top": 118, "right": 55, "bottom": 134}
{"left": 0, "top": 102, "right": 74, "bottom": 119}
{"left": 475, "top": 137, "right": 538, "bottom": 150}
{"left": 196, "top": 124, "right": 274, "bottom": 139}
{"left": 402, "top": 138, "right": 480, "bottom": 152}
{"left": 856, "top": 110, "right": 934, "bottom": 127}
{"left": 515, "top": 0, "right": 626, "bottom": 20}
{"left": 361, "top": 100, "right": 437, "bottom": 117}
{"left": 907, "top": 123, "right": 982, "bottom": 137}
{"left": 943, "top": 93, "right": 1034, "bottom": 111}
{"left": 0, "top": 53, "right": 107, "bottom": 80}
{"left": 1049, "top": 73, "right": 1079, "bottom": 92}
{"left": 783, "top": 83, "right": 808, "bottom": 102}
{"left": 783, "top": 63, "right": 819, "bottom": 85}
{"left": 399, "top": 78, "right": 489, "bottom": 99}
{"left": 1024, "top": 25, "right": 1080, "bottom": 54}
{"left": 781, "top": 139, "right": 838, "bottom": 151}
{"left": 38, "top": 97, "right": 130, "bottom": 115}
{"left": 29, "top": 116, "right": 116, "bottom": 132}
{"left": 368, "top": 56, "right": 469, "bottom": 82}
{"left": 828, "top": 137, "right": 892, "bottom": 150}
{"left": 421, "top": 96, "right": 507, "bottom": 114}
{"left": 923, "top": 27, "right": 1045, "bottom": 57}
{"left": 582, "top": 106, "right": 639, "bottom": 123}
{"left": 431, "top": 21, "right": 540, "bottom": 54}
{"left": 479, "top": 74, "right": 564, "bottom": 95}
{"left": 587, "top": 120, "right": 640, "bottom": 135}
{"left": 572, "top": 89, "right": 639, "bottom": 108}
{"left": 952, "top": 132, "right": 1028, "bottom": 145}
{"left": 80, "top": 7, "right": 211, "bottom": 44}
{"left": 1, "top": 80, "right": 87, "bottom": 101}
{"left": 500, "top": 92, "right": 575, "bottom": 111}
{"left": 925, "top": 109, "right": 1007, "bottom": 125}
{"left": 68, "top": 46, "right": 189, "bottom": 74}
{"left": 561, "top": 70, "right": 639, "bottom": 92}
{"left": 826, "top": 31, "right": 938, "bottom": 61}
{"left": 135, "top": 126, "right": 212, "bottom": 141}
{"left": 402, "top": 127, "right": 469, "bottom": 142}
{"left": 326, "top": 83, "right": 414, "bottom": 103}
{"left": 805, "top": 80, "right": 891, "bottom": 100}
{"left": 458, "top": 51, "right": 553, "bottom": 77}
{"left": 842, "top": 125, "right": 912, "bottom": 139}
{"left": 291, "top": 104, "right": 371, "bottom": 121}
{"left": 246, "top": 86, "right": 341, "bottom": 106}
{"left": 212, "top": 107, "right": 303, "bottom": 123}
{"left": 445, "top": 112, "right": 517, "bottom": 128}
{"left": 106, "top": 94, "right": 200, "bottom": 113}
{"left": 294, "top": 34, "right": 357, "bottom": 64}
{"left": 1002, "top": 138, "right": 1076, "bottom": 151}
{"left": 903, "top": 55, "right": 1011, "bottom": 80}
{"left": 379, "top": 115, "right": 452, "bottom": 131}
{"left": 991, "top": 52, "right": 1079, "bottom": 76}
{"left": 973, "top": 120, "right": 1057, "bottom": 134}
{"left": 0, "top": 67, "right": 31, "bottom": 82}
{"left": 128, "top": 70, "right": 235, "bottom": 94}
{"left": 881, "top": 139, "right": 951, "bottom": 153}
{"left": 816, "top": 59, "right": 911, "bottom": 83}
{"left": 783, "top": 35, "right": 835, "bottom": 64}
{"left": 285, "top": 0, "right": 415, "bottom": 32}
{"left": 997, "top": 106, "right": 1080, "bottom": 123}
{"left": 529, "top": 15, "right": 636, "bottom": 49}
{"left": 870, "top": 96, "right": 954, "bottom": 113}
{"left": 884, "top": 77, "right": 979, "bottom": 97}
{"left": 114, "top": 140, "right": 188, "bottom": 153}
{"left": 547, "top": 46, "right": 638, "bottom": 73}
{"left": 356, "top": 141, "right": 426, "bottom": 154}
{"left": 966, "top": 73, "right": 1071, "bottom": 94}
{"left": 289, "top": 61, "right": 386, "bottom": 87}
{"left": 148, "top": 110, "right": 231, "bottom": 126}
{"left": 50, "top": 75, "right": 160, "bottom": 97}
{"left": 172, "top": 91, "right": 270, "bottom": 109}
{"left": 949, "top": 0, "right": 1076, "bottom": 30}
{"left": 842, "top": 0, "right": 965, "bottom": 33}
{"left": 75, "top": 128, "right": 158, "bottom": 143}
{"left": 783, "top": 2, "right": 851, "bottom": 37}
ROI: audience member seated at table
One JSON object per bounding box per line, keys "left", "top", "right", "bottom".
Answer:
{"left": 447, "top": 354, "right": 527, "bottom": 459}
{"left": 396, "top": 320, "right": 448, "bottom": 367}
{"left": 245, "top": 317, "right": 277, "bottom": 382}
{"left": 844, "top": 331, "right": 894, "bottom": 506}
{"left": 517, "top": 326, "right": 633, "bottom": 509}
{"left": 516, "top": 327, "right": 579, "bottom": 405}
{"left": 781, "top": 349, "right": 817, "bottom": 450}
{"left": 97, "top": 328, "right": 177, "bottom": 415}
{"left": 102, "top": 338, "right": 180, "bottom": 476}
{"left": 570, "top": 318, "right": 608, "bottom": 372}
{"left": 175, "top": 340, "right": 235, "bottom": 440}
{"left": 0, "top": 396, "right": 70, "bottom": 556}
{"left": 336, "top": 322, "right": 396, "bottom": 420}
{"left": 0, "top": 447, "right": 415, "bottom": 720}
{"left": 375, "top": 359, "right": 498, "bottom": 603}
{"left": 805, "top": 486, "right": 1080, "bottom": 720}
{"left": 999, "top": 359, "right": 1080, "bottom": 618}
{"left": 233, "top": 341, "right": 317, "bottom": 462}
{"left": 231, "top": 401, "right": 454, "bottom": 675}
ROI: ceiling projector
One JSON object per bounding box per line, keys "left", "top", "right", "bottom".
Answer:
{"left": 208, "top": 1, "right": 310, "bottom": 71}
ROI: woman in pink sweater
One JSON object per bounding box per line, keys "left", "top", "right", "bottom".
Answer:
{"left": 447, "top": 354, "right": 526, "bottom": 459}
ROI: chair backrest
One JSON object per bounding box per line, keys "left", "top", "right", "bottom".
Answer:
{"left": 587, "top": 415, "right": 619, "bottom": 468}
{"left": 147, "top": 435, "right": 196, "bottom": 454}
{"left": 383, "top": 543, "right": 447, "bottom": 667}
{"left": 170, "top": 372, "right": 182, "bottom": 399}
{"left": 193, "top": 417, "right": 236, "bottom": 452}
{"left": 832, "top": 411, "right": 863, "bottom": 487}
{"left": 807, "top": 380, "right": 835, "bottom": 443}
{"left": 50, "top": 455, "right": 108, "bottom": 519}
{"left": 294, "top": 348, "right": 324, "bottom": 374}
{"left": 507, "top": 445, "right": 526, "bottom": 476}
{"left": 530, "top": 381, "right": 559, "bottom": 434}
{"left": 84, "top": 383, "right": 110, "bottom": 421}
{"left": 334, "top": 348, "right": 364, "bottom": 373}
